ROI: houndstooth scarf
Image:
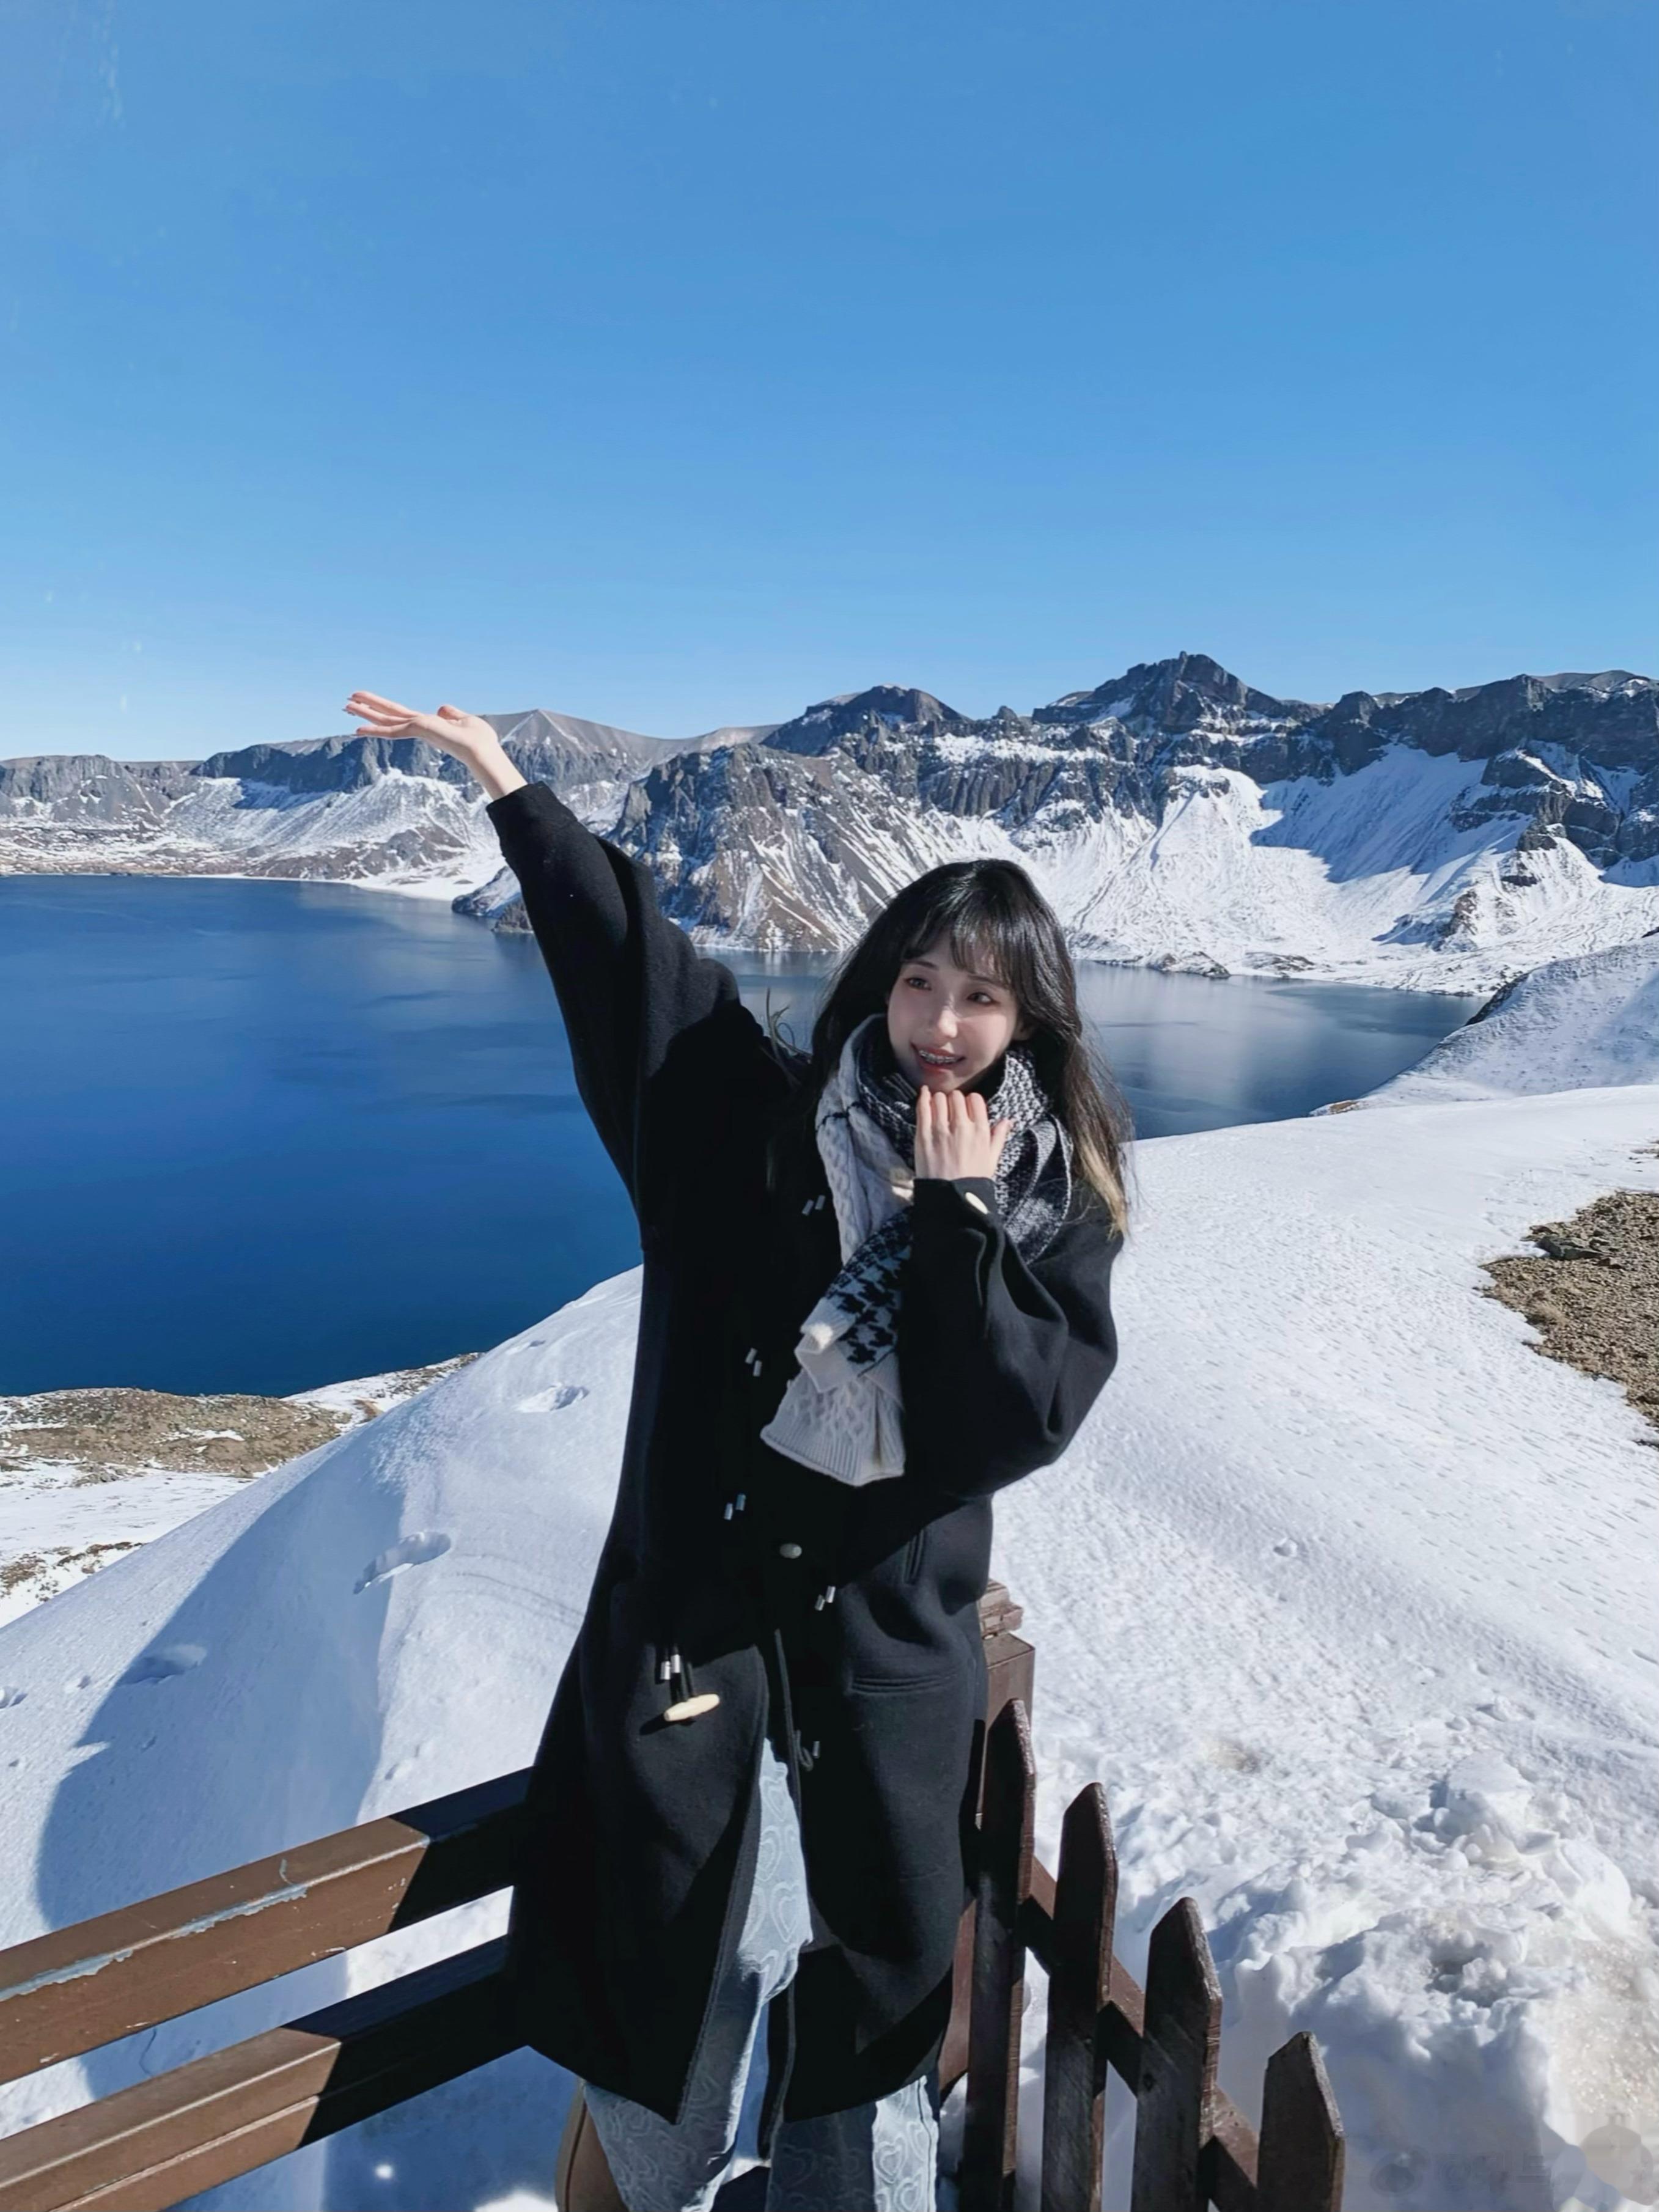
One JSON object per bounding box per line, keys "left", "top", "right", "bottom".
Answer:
{"left": 760, "top": 1015, "right": 1073, "bottom": 1486}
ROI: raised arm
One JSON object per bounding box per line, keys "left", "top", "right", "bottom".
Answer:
{"left": 344, "top": 693, "right": 744, "bottom": 1211}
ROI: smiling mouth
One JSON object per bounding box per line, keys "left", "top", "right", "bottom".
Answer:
{"left": 915, "top": 1047, "right": 964, "bottom": 1070}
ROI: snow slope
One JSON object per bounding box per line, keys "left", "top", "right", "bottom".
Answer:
{"left": 2, "top": 1092, "right": 1657, "bottom": 2209}
{"left": 1363, "top": 935, "right": 1659, "bottom": 1105}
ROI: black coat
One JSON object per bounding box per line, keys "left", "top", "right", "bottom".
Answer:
{"left": 488, "top": 782, "right": 1122, "bottom": 2141}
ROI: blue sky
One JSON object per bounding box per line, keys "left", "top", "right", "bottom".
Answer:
{"left": 3, "top": 0, "right": 1655, "bottom": 758}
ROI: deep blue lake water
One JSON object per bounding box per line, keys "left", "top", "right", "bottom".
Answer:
{"left": 0, "top": 876, "right": 1482, "bottom": 1396}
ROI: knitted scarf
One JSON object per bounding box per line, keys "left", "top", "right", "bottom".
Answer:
{"left": 759, "top": 1014, "right": 1073, "bottom": 1486}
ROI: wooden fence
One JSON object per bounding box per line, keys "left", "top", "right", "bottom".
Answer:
{"left": 0, "top": 1586, "right": 1342, "bottom": 2210}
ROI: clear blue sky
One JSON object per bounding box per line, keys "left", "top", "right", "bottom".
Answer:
{"left": 4, "top": 0, "right": 1655, "bottom": 759}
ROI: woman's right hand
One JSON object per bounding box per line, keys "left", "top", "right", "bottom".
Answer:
{"left": 343, "top": 692, "right": 527, "bottom": 800}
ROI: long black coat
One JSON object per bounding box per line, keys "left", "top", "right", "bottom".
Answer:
{"left": 488, "top": 782, "right": 1122, "bottom": 2142}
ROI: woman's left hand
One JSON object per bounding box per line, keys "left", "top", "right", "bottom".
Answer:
{"left": 914, "top": 1087, "right": 1011, "bottom": 1183}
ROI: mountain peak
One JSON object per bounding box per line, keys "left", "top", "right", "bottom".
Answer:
{"left": 763, "top": 683, "right": 968, "bottom": 757}
{"left": 1035, "top": 653, "right": 1321, "bottom": 730}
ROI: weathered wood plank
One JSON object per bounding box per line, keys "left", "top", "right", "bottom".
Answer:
{"left": 1202, "top": 2104, "right": 1260, "bottom": 2212}
{"left": 0, "top": 1940, "right": 513, "bottom": 2212}
{"left": 960, "top": 1700, "right": 1035, "bottom": 2212}
{"left": 1128, "top": 1898, "right": 1221, "bottom": 2212}
{"left": 0, "top": 1772, "right": 527, "bottom": 2088}
{"left": 971, "top": 1632, "right": 1032, "bottom": 1834}
{"left": 1258, "top": 2032, "right": 1345, "bottom": 2212}
{"left": 1039, "top": 1785, "right": 1116, "bottom": 2212}
{"left": 939, "top": 1905, "right": 977, "bottom": 2097}
{"left": 982, "top": 1632, "right": 1034, "bottom": 1732}
{"left": 977, "top": 1583, "right": 1024, "bottom": 1640}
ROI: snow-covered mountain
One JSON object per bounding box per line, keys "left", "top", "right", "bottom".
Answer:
{"left": 0, "top": 711, "right": 770, "bottom": 902}
{"left": 579, "top": 658, "right": 1659, "bottom": 990}
{"left": 7, "top": 656, "right": 1658, "bottom": 991}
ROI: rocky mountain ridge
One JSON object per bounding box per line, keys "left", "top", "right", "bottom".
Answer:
{"left": 6, "top": 655, "right": 1657, "bottom": 991}
{"left": 568, "top": 653, "right": 1659, "bottom": 987}
{"left": 0, "top": 710, "right": 768, "bottom": 897}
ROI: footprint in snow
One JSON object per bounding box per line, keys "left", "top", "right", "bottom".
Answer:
{"left": 1271, "top": 1537, "right": 1303, "bottom": 1560}
{"left": 355, "top": 1531, "right": 452, "bottom": 1593}
{"left": 0, "top": 1686, "right": 25, "bottom": 1710}
{"left": 516, "top": 1384, "right": 587, "bottom": 1413}
{"left": 502, "top": 1337, "right": 551, "bottom": 1358}
{"left": 1202, "top": 1736, "right": 1263, "bottom": 1774}
{"left": 120, "top": 1644, "right": 207, "bottom": 1686}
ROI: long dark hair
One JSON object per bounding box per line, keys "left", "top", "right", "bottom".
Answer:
{"left": 795, "top": 859, "right": 1133, "bottom": 1235}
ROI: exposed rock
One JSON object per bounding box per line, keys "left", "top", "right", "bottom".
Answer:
{"left": 1482, "top": 1181, "right": 1659, "bottom": 1440}
{"left": 1528, "top": 1223, "right": 1617, "bottom": 1265}
{"left": 0, "top": 1355, "right": 478, "bottom": 1484}
{"left": 0, "top": 1388, "right": 348, "bottom": 1482}
{"left": 1146, "top": 949, "right": 1231, "bottom": 978}
{"left": 1, "top": 1543, "right": 139, "bottom": 1607}
{"left": 451, "top": 865, "right": 531, "bottom": 931}
{"left": 1466, "top": 974, "right": 1525, "bottom": 1024}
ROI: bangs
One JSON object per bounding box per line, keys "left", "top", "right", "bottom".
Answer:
{"left": 900, "top": 885, "right": 1027, "bottom": 991}
{"left": 947, "top": 927, "right": 1013, "bottom": 988}
{"left": 898, "top": 928, "right": 1008, "bottom": 982}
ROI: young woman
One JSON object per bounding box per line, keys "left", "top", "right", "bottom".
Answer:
{"left": 346, "top": 692, "right": 1132, "bottom": 2212}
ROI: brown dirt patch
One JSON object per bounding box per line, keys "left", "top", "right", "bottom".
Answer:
{"left": 1482, "top": 1156, "right": 1659, "bottom": 1444}
{"left": 0, "top": 1387, "right": 349, "bottom": 1482}
{"left": 1, "top": 1542, "right": 139, "bottom": 1599}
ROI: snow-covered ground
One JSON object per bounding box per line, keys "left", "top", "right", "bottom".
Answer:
{"left": 1, "top": 1071, "right": 1656, "bottom": 2208}
{"left": 0, "top": 1466, "right": 248, "bottom": 1630}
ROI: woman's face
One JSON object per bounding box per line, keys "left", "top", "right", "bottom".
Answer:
{"left": 885, "top": 933, "right": 1031, "bottom": 1093}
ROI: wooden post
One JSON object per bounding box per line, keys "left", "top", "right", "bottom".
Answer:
{"left": 979, "top": 1582, "right": 1034, "bottom": 1826}
{"left": 944, "top": 1586, "right": 1037, "bottom": 2093}
{"left": 1258, "top": 2032, "right": 1345, "bottom": 2212}
{"left": 938, "top": 1902, "right": 976, "bottom": 2098}
{"left": 1039, "top": 1785, "right": 1116, "bottom": 2212}
{"left": 960, "top": 1699, "right": 1035, "bottom": 2212}
{"left": 1128, "top": 1898, "right": 1221, "bottom": 2212}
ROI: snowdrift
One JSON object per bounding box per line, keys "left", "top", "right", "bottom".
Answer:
{"left": 2, "top": 1093, "right": 1658, "bottom": 2210}
{"left": 1363, "top": 934, "right": 1659, "bottom": 1104}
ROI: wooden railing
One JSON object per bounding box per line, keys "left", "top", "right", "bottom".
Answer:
{"left": 0, "top": 1587, "right": 1342, "bottom": 2210}
{"left": 952, "top": 1694, "right": 1344, "bottom": 2212}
